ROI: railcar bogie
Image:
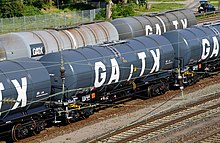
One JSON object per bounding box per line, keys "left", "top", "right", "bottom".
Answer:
{"left": 0, "top": 109, "right": 50, "bottom": 142}
{"left": 135, "top": 72, "right": 171, "bottom": 98}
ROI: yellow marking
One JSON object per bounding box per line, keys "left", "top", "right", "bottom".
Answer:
{"left": 134, "top": 66, "right": 137, "bottom": 72}
{"left": 184, "top": 71, "right": 194, "bottom": 76}
{"left": 69, "top": 104, "right": 81, "bottom": 109}
{"left": 131, "top": 81, "right": 136, "bottom": 90}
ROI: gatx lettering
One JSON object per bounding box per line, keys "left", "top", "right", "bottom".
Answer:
{"left": 32, "top": 47, "right": 44, "bottom": 56}
{"left": 94, "top": 49, "right": 160, "bottom": 88}
{"left": 145, "top": 18, "right": 187, "bottom": 35}
{"left": 0, "top": 77, "right": 27, "bottom": 113}
{"left": 94, "top": 59, "right": 120, "bottom": 88}
{"left": 201, "top": 36, "right": 219, "bottom": 60}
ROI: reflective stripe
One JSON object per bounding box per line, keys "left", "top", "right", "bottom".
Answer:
{"left": 127, "top": 64, "right": 133, "bottom": 81}
{"left": 64, "top": 30, "right": 77, "bottom": 49}
{"left": 155, "top": 16, "right": 166, "bottom": 33}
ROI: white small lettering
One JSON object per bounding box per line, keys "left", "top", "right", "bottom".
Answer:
{"left": 32, "top": 47, "right": 44, "bottom": 56}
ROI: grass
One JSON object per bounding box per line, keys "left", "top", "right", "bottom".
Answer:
{"left": 152, "top": 0, "right": 186, "bottom": 1}
{"left": 200, "top": 0, "right": 219, "bottom": 8}
{"left": 134, "top": 3, "right": 184, "bottom": 14}
{"left": 196, "top": 13, "right": 218, "bottom": 19}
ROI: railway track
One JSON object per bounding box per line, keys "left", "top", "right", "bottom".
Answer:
{"left": 199, "top": 133, "right": 220, "bottom": 143}
{"left": 177, "top": 115, "right": 220, "bottom": 143}
{"left": 196, "top": 13, "right": 220, "bottom": 23}
{"left": 187, "top": 129, "right": 220, "bottom": 143}
{"left": 88, "top": 93, "right": 220, "bottom": 143}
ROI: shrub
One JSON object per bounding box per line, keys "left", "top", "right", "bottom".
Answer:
{"left": 22, "top": 5, "right": 42, "bottom": 16}
{"left": 112, "top": 3, "right": 135, "bottom": 19}
{"left": 95, "top": 3, "right": 135, "bottom": 20}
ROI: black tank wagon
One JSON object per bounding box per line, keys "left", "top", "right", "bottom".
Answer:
{"left": 39, "top": 35, "right": 174, "bottom": 99}
{"left": 0, "top": 58, "right": 51, "bottom": 141}
{"left": 0, "top": 9, "right": 196, "bottom": 60}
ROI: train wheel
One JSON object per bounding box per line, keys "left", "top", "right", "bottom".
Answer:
{"left": 64, "top": 112, "right": 77, "bottom": 125}
{"left": 31, "top": 119, "right": 39, "bottom": 135}
{"left": 89, "top": 108, "right": 94, "bottom": 115}
{"left": 11, "top": 123, "right": 22, "bottom": 141}
{"left": 84, "top": 109, "right": 92, "bottom": 118}
{"left": 64, "top": 117, "right": 72, "bottom": 125}
{"left": 33, "top": 120, "right": 45, "bottom": 135}
{"left": 188, "top": 78, "right": 193, "bottom": 86}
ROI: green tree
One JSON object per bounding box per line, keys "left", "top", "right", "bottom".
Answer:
{"left": 0, "top": 0, "right": 46, "bottom": 18}
{"left": 0, "top": 0, "right": 24, "bottom": 18}
{"left": 111, "top": 3, "right": 135, "bottom": 18}
{"left": 23, "top": 0, "right": 50, "bottom": 9}
{"left": 95, "top": 2, "right": 135, "bottom": 20}
{"left": 56, "top": 0, "right": 78, "bottom": 9}
{"left": 22, "top": 5, "right": 42, "bottom": 16}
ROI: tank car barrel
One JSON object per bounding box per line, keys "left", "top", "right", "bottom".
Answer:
{"left": 0, "top": 58, "right": 51, "bottom": 121}
{"left": 0, "top": 9, "right": 196, "bottom": 60}
{"left": 39, "top": 35, "right": 174, "bottom": 98}
{"left": 111, "top": 9, "right": 196, "bottom": 40}
{"left": 162, "top": 21, "right": 220, "bottom": 67}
